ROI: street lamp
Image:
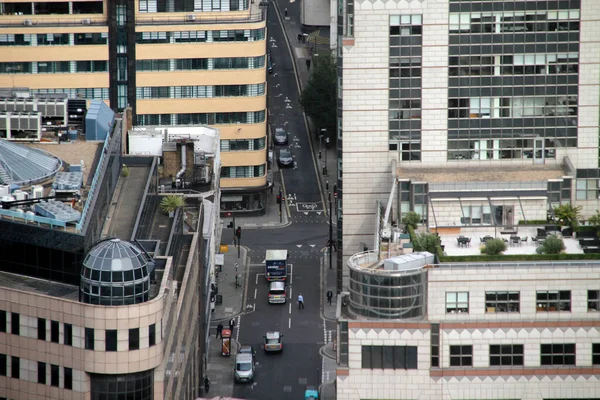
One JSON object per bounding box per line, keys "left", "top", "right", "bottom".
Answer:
{"left": 320, "top": 128, "right": 328, "bottom": 175}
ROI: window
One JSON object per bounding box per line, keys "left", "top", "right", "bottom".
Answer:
{"left": 490, "top": 344, "right": 524, "bottom": 366}
{"left": 446, "top": 292, "right": 469, "bottom": 313}
{"left": 361, "top": 345, "right": 418, "bottom": 369}
{"left": 64, "top": 367, "right": 72, "bottom": 390}
{"left": 38, "top": 362, "right": 46, "bottom": 384}
{"left": 85, "top": 328, "right": 95, "bottom": 350}
{"left": 11, "top": 313, "right": 19, "bottom": 335}
{"left": 430, "top": 323, "right": 440, "bottom": 367}
{"left": 11, "top": 356, "right": 19, "bottom": 379}
{"left": 129, "top": 328, "right": 140, "bottom": 350}
{"left": 486, "top": 292, "right": 520, "bottom": 313}
{"left": 64, "top": 323, "right": 73, "bottom": 346}
{"left": 38, "top": 318, "right": 46, "bottom": 340}
{"left": 106, "top": 330, "right": 118, "bottom": 351}
{"left": 537, "top": 291, "right": 571, "bottom": 312}
{"left": 541, "top": 343, "right": 575, "bottom": 366}
{"left": 593, "top": 343, "right": 600, "bottom": 365}
{"left": 0, "top": 354, "right": 6, "bottom": 376}
{"left": 51, "top": 320, "right": 59, "bottom": 343}
{"left": 149, "top": 324, "right": 156, "bottom": 347}
{"left": 450, "top": 345, "right": 472, "bottom": 367}
{"left": 577, "top": 180, "right": 599, "bottom": 201}
{"left": 0, "top": 310, "right": 5, "bottom": 333}
{"left": 50, "top": 364, "right": 59, "bottom": 387}
{"left": 589, "top": 291, "right": 600, "bottom": 311}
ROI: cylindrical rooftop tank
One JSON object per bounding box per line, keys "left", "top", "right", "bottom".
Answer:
{"left": 80, "top": 238, "right": 151, "bottom": 305}
{"left": 347, "top": 251, "right": 431, "bottom": 319}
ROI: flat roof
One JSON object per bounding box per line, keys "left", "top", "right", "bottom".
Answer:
{"left": 397, "top": 165, "right": 566, "bottom": 184}
{"left": 0, "top": 271, "right": 80, "bottom": 301}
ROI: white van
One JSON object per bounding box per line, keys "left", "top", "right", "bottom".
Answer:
{"left": 268, "top": 281, "right": 286, "bottom": 304}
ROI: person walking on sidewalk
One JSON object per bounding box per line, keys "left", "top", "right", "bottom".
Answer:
{"left": 298, "top": 293, "right": 305, "bottom": 310}
{"left": 326, "top": 290, "right": 333, "bottom": 305}
{"left": 204, "top": 376, "right": 210, "bottom": 393}
{"left": 216, "top": 322, "right": 223, "bottom": 338}
{"left": 229, "top": 318, "right": 236, "bottom": 333}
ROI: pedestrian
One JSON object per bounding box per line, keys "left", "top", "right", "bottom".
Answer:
{"left": 229, "top": 317, "right": 236, "bottom": 333}
{"left": 216, "top": 322, "right": 223, "bottom": 338}
{"left": 326, "top": 290, "right": 333, "bottom": 305}
{"left": 306, "top": 59, "right": 311, "bottom": 70}
{"left": 297, "top": 33, "right": 302, "bottom": 42}
{"left": 298, "top": 293, "right": 305, "bottom": 310}
{"left": 204, "top": 376, "right": 210, "bottom": 393}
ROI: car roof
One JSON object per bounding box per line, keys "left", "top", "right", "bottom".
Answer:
{"left": 269, "top": 281, "right": 285, "bottom": 289}
{"left": 280, "top": 148, "right": 291, "bottom": 154}
{"left": 275, "top": 128, "right": 286, "bottom": 134}
{"left": 239, "top": 345, "right": 253, "bottom": 351}
{"left": 235, "top": 354, "right": 253, "bottom": 362}
{"left": 266, "top": 331, "right": 281, "bottom": 339}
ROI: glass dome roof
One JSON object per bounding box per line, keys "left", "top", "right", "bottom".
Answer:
{"left": 80, "top": 238, "right": 151, "bottom": 305}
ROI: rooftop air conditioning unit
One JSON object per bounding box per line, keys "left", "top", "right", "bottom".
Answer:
{"left": 186, "top": 14, "right": 196, "bottom": 21}
{"left": 23, "top": 20, "right": 33, "bottom": 26}
{"left": 81, "top": 19, "right": 92, "bottom": 25}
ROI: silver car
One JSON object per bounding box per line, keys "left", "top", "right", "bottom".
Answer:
{"left": 263, "top": 331, "right": 283, "bottom": 352}
{"left": 274, "top": 128, "right": 288, "bottom": 145}
{"left": 277, "top": 148, "right": 293, "bottom": 168}
{"left": 234, "top": 353, "right": 255, "bottom": 383}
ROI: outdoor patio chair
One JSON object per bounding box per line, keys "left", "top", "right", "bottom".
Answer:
{"left": 521, "top": 236, "right": 528, "bottom": 244}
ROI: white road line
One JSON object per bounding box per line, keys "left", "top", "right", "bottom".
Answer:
{"left": 289, "top": 318, "right": 291, "bottom": 329}
{"left": 289, "top": 287, "right": 293, "bottom": 302}
{"left": 254, "top": 288, "right": 257, "bottom": 299}
{"left": 290, "top": 263, "right": 294, "bottom": 285}
{"left": 255, "top": 274, "right": 259, "bottom": 285}
{"left": 236, "top": 315, "right": 241, "bottom": 342}
{"left": 288, "top": 302, "right": 292, "bottom": 314}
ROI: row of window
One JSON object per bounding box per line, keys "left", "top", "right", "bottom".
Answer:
{"left": 0, "top": 310, "right": 157, "bottom": 351}
{"left": 363, "top": 343, "right": 600, "bottom": 369}
{"left": 446, "top": 290, "right": 600, "bottom": 314}
{"left": 0, "top": 354, "right": 72, "bottom": 389}
{"left": 447, "top": 343, "right": 597, "bottom": 368}
{"left": 0, "top": 60, "right": 107, "bottom": 74}
{"left": 137, "top": 56, "right": 265, "bottom": 71}
{"left": 31, "top": 88, "right": 108, "bottom": 100}
{"left": 448, "top": 95, "right": 577, "bottom": 119}
{"left": 220, "top": 164, "right": 266, "bottom": 179}
{"left": 449, "top": 53, "right": 578, "bottom": 76}
{"left": 1, "top": 56, "right": 267, "bottom": 74}
{"left": 139, "top": 0, "right": 248, "bottom": 13}
{"left": 221, "top": 138, "right": 266, "bottom": 152}
{"left": 449, "top": 10, "right": 580, "bottom": 34}
{"left": 136, "top": 84, "right": 265, "bottom": 99}
{"left": 135, "top": 28, "right": 265, "bottom": 44}
{"left": 136, "top": 111, "right": 266, "bottom": 126}
{"left": 1, "top": 2, "right": 103, "bottom": 16}
{"left": 0, "top": 33, "right": 108, "bottom": 46}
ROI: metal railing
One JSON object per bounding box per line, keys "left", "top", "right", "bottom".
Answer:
{"left": 437, "top": 261, "right": 600, "bottom": 269}
{"left": 0, "top": 208, "right": 66, "bottom": 229}
{"left": 135, "top": 12, "right": 265, "bottom": 25}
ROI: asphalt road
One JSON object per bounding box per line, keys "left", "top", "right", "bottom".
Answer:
{"left": 230, "top": 3, "right": 332, "bottom": 399}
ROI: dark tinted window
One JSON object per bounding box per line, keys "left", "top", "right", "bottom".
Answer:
{"left": 64, "top": 323, "right": 73, "bottom": 346}
{"left": 0, "top": 310, "right": 5, "bottom": 332}
{"left": 64, "top": 367, "right": 73, "bottom": 390}
{"left": 51, "top": 320, "right": 59, "bottom": 343}
{"left": 129, "top": 328, "right": 140, "bottom": 350}
{"left": 38, "top": 362, "right": 46, "bottom": 384}
{"left": 149, "top": 324, "right": 156, "bottom": 347}
{"left": 85, "top": 328, "right": 95, "bottom": 350}
{"left": 11, "top": 356, "right": 19, "bottom": 379}
{"left": 0, "top": 354, "right": 6, "bottom": 376}
{"left": 38, "top": 318, "right": 46, "bottom": 340}
{"left": 106, "top": 330, "right": 118, "bottom": 351}
{"left": 11, "top": 313, "right": 19, "bottom": 335}
{"left": 50, "top": 364, "right": 59, "bottom": 387}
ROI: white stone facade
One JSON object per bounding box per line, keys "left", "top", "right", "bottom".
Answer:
{"left": 340, "top": 0, "right": 600, "bottom": 262}
{"left": 337, "top": 263, "right": 600, "bottom": 400}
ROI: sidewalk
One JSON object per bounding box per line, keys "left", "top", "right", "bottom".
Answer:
{"left": 205, "top": 245, "right": 248, "bottom": 397}
{"left": 233, "top": 176, "right": 290, "bottom": 229}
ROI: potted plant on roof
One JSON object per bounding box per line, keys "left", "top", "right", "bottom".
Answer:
{"left": 160, "top": 195, "right": 185, "bottom": 218}
{"left": 553, "top": 203, "right": 582, "bottom": 237}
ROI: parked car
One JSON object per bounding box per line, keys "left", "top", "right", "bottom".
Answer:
{"left": 263, "top": 331, "right": 283, "bottom": 352}
{"left": 274, "top": 128, "right": 288, "bottom": 145}
{"left": 268, "top": 51, "right": 274, "bottom": 74}
{"left": 277, "top": 148, "right": 293, "bottom": 168}
{"left": 234, "top": 353, "right": 255, "bottom": 383}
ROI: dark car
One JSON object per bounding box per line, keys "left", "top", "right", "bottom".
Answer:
{"left": 268, "top": 51, "right": 274, "bottom": 74}
{"left": 277, "top": 148, "right": 293, "bottom": 168}
{"left": 274, "top": 128, "right": 288, "bottom": 145}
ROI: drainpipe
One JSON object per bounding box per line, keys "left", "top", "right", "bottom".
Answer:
{"left": 176, "top": 144, "right": 187, "bottom": 182}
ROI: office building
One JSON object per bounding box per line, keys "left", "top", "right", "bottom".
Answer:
{"left": 0, "top": 0, "right": 268, "bottom": 214}
{"left": 335, "top": 247, "right": 600, "bottom": 400}
{"left": 0, "top": 103, "right": 221, "bottom": 399}
{"left": 335, "top": 0, "right": 600, "bottom": 265}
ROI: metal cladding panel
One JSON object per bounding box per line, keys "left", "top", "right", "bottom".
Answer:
{"left": 0, "top": 139, "right": 61, "bottom": 185}
{"left": 85, "top": 100, "right": 115, "bottom": 141}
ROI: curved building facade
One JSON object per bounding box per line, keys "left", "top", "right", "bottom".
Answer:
{"left": 347, "top": 251, "right": 431, "bottom": 319}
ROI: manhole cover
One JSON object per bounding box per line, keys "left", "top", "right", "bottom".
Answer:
{"left": 283, "top": 386, "right": 292, "bottom": 392}
{"left": 224, "top": 307, "right": 233, "bottom": 313}
{"left": 298, "top": 378, "right": 307, "bottom": 385}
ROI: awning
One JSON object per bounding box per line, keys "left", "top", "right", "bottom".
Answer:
{"left": 222, "top": 195, "right": 243, "bottom": 202}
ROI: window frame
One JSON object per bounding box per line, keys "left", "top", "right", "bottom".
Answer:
{"left": 446, "top": 291, "right": 469, "bottom": 313}
{"left": 588, "top": 290, "right": 600, "bottom": 312}
{"left": 540, "top": 343, "right": 576, "bottom": 366}
{"left": 489, "top": 344, "right": 524, "bottom": 366}
{"left": 536, "top": 290, "right": 571, "bottom": 312}
{"left": 485, "top": 291, "right": 520, "bottom": 313}
{"left": 449, "top": 345, "right": 472, "bottom": 367}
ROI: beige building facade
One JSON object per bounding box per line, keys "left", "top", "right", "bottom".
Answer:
{"left": 0, "top": 0, "right": 268, "bottom": 214}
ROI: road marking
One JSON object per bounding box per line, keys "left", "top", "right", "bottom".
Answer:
{"left": 310, "top": 244, "right": 316, "bottom": 248}
{"left": 296, "top": 244, "right": 302, "bottom": 248}
{"left": 289, "top": 287, "right": 292, "bottom": 300}
{"left": 296, "top": 202, "right": 324, "bottom": 212}
{"left": 254, "top": 288, "right": 257, "bottom": 299}
{"left": 289, "top": 318, "right": 291, "bottom": 329}
{"left": 290, "top": 263, "right": 293, "bottom": 285}
{"left": 289, "top": 302, "right": 292, "bottom": 314}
